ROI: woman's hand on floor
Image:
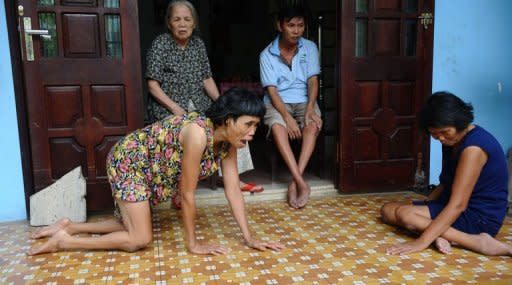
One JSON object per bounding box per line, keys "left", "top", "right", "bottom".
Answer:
{"left": 188, "top": 243, "right": 231, "bottom": 255}
{"left": 245, "top": 238, "right": 285, "bottom": 252}
{"left": 386, "top": 239, "right": 429, "bottom": 255}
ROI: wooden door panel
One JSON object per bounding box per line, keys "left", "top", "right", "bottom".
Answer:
{"left": 20, "top": 0, "right": 143, "bottom": 211}
{"left": 373, "top": 20, "right": 401, "bottom": 56}
{"left": 62, "top": 0, "right": 97, "bottom": 6}
{"left": 49, "top": 139, "right": 87, "bottom": 178}
{"left": 46, "top": 86, "right": 83, "bottom": 128}
{"left": 375, "top": 0, "right": 401, "bottom": 11}
{"left": 62, "top": 14, "right": 100, "bottom": 57}
{"left": 90, "top": 86, "right": 127, "bottom": 126}
{"left": 339, "top": 0, "right": 433, "bottom": 192}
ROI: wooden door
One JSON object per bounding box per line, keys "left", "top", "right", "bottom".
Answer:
{"left": 339, "top": 0, "right": 434, "bottom": 192}
{"left": 18, "top": 0, "right": 143, "bottom": 210}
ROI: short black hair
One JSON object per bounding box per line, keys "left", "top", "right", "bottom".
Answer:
{"left": 418, "top": 91, "right": 474, "bottom": 132}
{"left": 205, "top": 88, "right": 265, "bottom": 126}
{"left": 277, "top": 5, "right": 307, "bottom": 24}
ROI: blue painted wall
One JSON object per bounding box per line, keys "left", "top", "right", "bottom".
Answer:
{"left": 0, "top": 2, "right": 27, "bottom": 222}
{"left": 430, "top": 0, "right": 512, "bottom": 183}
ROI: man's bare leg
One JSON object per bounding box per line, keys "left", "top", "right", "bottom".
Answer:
{"left": 392, "top": 204, "right": 512, "bottom": 256}
{"left": 271, "top": 124, "right": 306, "bottom": 208}
{"left": 287, "top": 182, "right": 298, "bottom": 208}
{"left": 28, "top": 200, "right": 153, "bottom": 255}
{"left": 294, "top": 124, "right": 319, "bottom": 208}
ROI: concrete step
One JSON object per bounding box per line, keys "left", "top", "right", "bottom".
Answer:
{"left": 154, "top": 181, "right": 338, "bottom": 210}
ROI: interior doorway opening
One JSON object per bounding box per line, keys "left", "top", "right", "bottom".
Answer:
{"left": 138, "top": 0, "right": 338, "bottom": 190}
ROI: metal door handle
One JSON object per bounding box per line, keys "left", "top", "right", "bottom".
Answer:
{"left": 25, "top": 29, "right": 49, "bottom": 36}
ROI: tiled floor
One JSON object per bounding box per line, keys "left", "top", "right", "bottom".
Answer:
{"left": 1, "top": 192, "right": 512, "bottom": 284}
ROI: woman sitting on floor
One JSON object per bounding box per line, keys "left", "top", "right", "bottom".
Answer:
{"left": 381, "top": 91, "right": 511, "bottom": 256}
{"left": 28, "top": 88, "right": 284, "bottom": 256}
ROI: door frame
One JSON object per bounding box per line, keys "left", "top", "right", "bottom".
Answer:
{"left": 5, "top": 1, "right": 34, "bottom": 217}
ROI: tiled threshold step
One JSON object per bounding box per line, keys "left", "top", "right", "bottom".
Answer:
{"left": 154, "top": 181, "right": 337, "bottom": 209}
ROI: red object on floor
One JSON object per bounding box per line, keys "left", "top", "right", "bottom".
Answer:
{"left": 241, "top": 183, "right": 264, "bottom": 193}
{"left": 171, "top": 193, "right": 182, "bottom": 209}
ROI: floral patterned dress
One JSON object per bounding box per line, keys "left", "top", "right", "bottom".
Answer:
{"left": 106, "top": 112, "right": 229, "bottom": 217}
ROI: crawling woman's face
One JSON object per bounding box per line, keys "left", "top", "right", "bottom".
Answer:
{"left": 225, "top": 116, "right": 260, "bottom": 148}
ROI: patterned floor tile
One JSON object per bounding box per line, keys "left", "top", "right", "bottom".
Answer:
{"left": 1, "top": 193, "right": 512, "bottom": 284}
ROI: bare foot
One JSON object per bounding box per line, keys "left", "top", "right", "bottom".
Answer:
{"left": 28, "top": 229, "right": 70, "bottom": 255}
{"left": 31, "top": 218, "right": 71, "bottom": 239}
{"left": 476, "top": 233, "right": 512, "bottom": 256}
{"left": 287, "top": 182, "right": 299, "bottom": 209}
{"left": 296, "top": 182, "right": 311, "bottom": 208}
{"left": 435, "top": 237, "right": 452, "bottom": 254}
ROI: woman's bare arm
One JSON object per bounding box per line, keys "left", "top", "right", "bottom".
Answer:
{"left": 417, "top": 146, "right": 488, "bottom": 245}
{"left": 148, "top": 79, "right": 186, "bottom": 116}
{"left": 221, "top": 146, "right": 285, "bottom": 252}
{"left": 203, "top": 77, "right": 220, "bottom": 101}
{"left": 179, "top": 123, "right": 229, "bottom": 255}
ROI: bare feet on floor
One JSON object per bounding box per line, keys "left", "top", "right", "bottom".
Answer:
{"left": 28, "top": 229, "right": 70, "bottom": 255}
{"left": 295, "top": 181, "right": 311, "bottom": 209}
{"left": 31, "top": 218, "right": 71, "bottom": 239}
{"left": 476, "top": 233, "right": 512, "bottom": 256}
{"left": 435, "top": 237, "right": 452, "bottom": 254}
{"left": 287, "top": 182, "right": 299, "bottom": 209}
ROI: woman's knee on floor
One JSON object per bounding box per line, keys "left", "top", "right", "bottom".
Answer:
{"left": 380, "top": 203, "right": 393, "bottom": 223}
{"left": 124, "top": 232, "right": 153, "bottom": 252}
{"left": 380, "top": 202, "right": 403, "bottom": 224}
{"left": 395, "top": 205, "right": 420, "bottom": 230}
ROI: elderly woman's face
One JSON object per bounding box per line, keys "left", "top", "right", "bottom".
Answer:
{"left": 168, "top": 4, "right": 195, "bottom": 45}
{"left": 226, "top": 115, "right": 260, "bottom": 149}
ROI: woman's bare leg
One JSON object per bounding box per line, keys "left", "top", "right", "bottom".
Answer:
{"left": 380, "top": 202, "right": 411, "bottom": 225}
{"left": 383, "top": 203, "right": 452, "bottom": 254}
{"left": 394, "top": 204, "right": 512, "bottom": 256}
{"left": 435, "top": 237, "right": 452, "bottom": 254}
{"left": 28, "top": 200, "right": 153, "bottom": 255}
{"left": 31, "top": 218, "right": 125, "bottom": 239}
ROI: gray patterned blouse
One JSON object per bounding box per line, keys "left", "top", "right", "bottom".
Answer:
{"left": 146, "top": 33, "right": 213, "bottom": 122}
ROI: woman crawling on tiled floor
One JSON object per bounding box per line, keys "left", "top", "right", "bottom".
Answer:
{"left": 28, "top": 89, "right": 284, "bottom": 256}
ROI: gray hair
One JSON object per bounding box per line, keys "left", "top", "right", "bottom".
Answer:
{"left": 165, "top": 0, "right": 199, "bottom": 33}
